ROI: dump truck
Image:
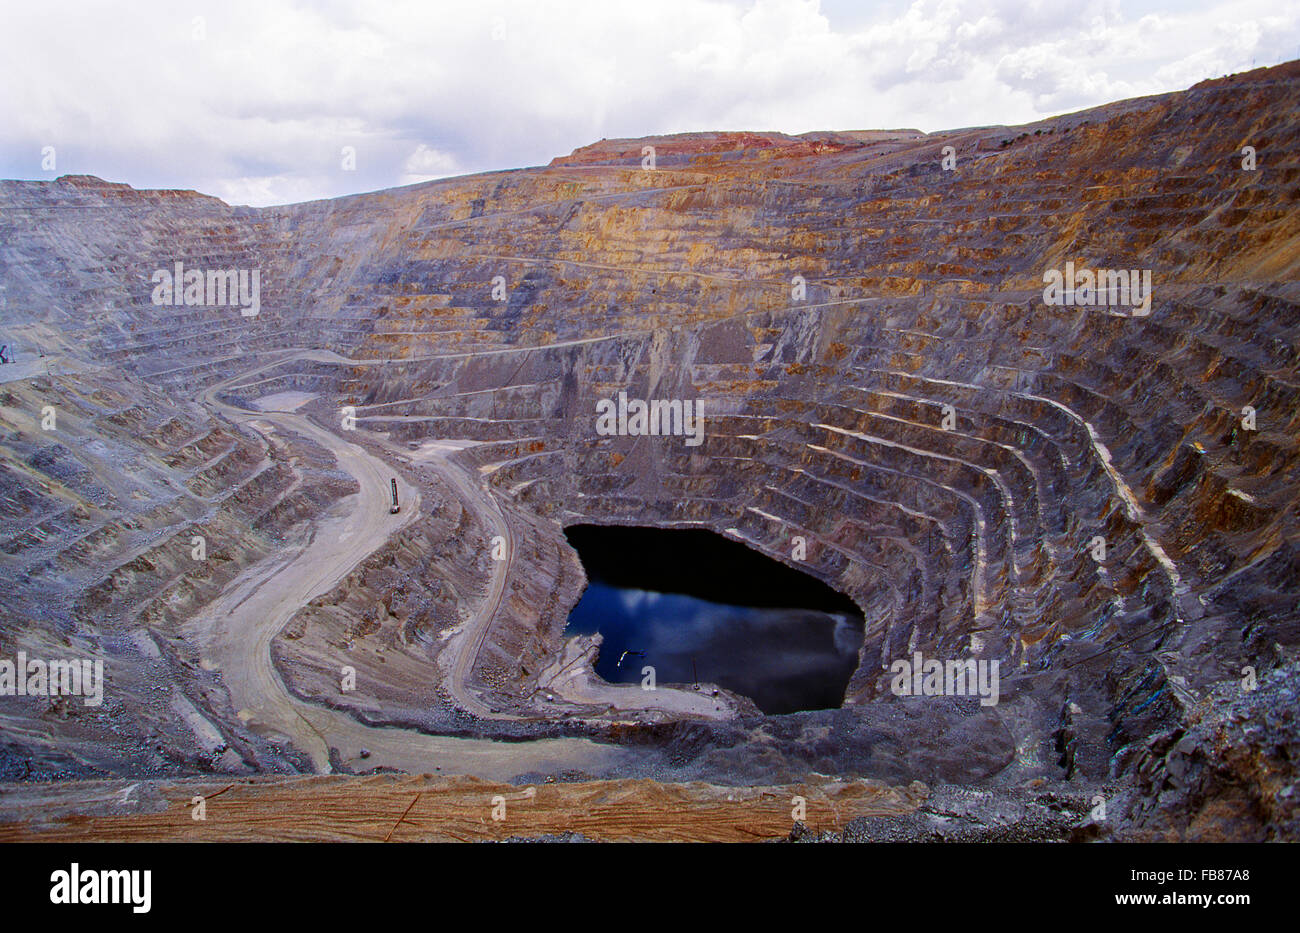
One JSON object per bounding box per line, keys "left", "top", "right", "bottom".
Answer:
{"left": 389, "top": 478, "right": 400, "bottom": 514}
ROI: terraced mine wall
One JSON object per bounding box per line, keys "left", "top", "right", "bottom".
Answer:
{"left": 1, "top": 62, "right": 1298, "bottom": 839}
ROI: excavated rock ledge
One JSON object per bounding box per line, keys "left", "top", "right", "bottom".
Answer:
{"left": 1, "top": 62, "right": 1298, "bottom": 840}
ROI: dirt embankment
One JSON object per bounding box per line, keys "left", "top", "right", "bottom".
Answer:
{"left": 0, "top": 773, "right": 927, "bottom": 843}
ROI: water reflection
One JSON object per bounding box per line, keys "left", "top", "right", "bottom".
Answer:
{"left": 565, "top": 580, "right": 864, "bottom": 714}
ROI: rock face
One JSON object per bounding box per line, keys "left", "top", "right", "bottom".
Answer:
{"left": 1, "top": 63, "right": 1298, "bottom": 839}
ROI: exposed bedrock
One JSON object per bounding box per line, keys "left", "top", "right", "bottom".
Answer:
{"left": 1, "top": 63, "right": 1298, "bottom": 838}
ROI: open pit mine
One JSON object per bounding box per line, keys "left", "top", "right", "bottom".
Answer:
{"left": 0, "top": 62, "right": 1298, "bottom": 843}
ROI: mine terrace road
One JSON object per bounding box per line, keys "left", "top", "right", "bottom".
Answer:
{"left": 190, "top": 352, "right": 634, "bottom": 779}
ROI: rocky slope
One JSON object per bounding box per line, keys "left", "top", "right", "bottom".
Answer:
{"left": 1, "top": 62, "right": 1298, "bottom": 840}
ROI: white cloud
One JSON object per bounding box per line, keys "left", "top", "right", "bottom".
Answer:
{"left": 1, "top": 0, "right": 1296, "bottom": 206}
{"left": 401, "top": 144, "right": 461, "bottom": 185}
{"left": 212, "top": 174, "right": 329, "bottom": 208}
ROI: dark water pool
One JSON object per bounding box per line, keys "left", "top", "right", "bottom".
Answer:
{"left": 563, "top": 525, "right": 864, "bottom": 715}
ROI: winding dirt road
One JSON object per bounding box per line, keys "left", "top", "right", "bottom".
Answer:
{"left": 433, "top": 456, "right": 517, "bottom": 720}
{"left": 188, "top": 353, "right": 633, "bottom": 779}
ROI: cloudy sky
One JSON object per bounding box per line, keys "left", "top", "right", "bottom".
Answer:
{"left": 3, "top": 0, "right": 1297, "bottom": 206}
